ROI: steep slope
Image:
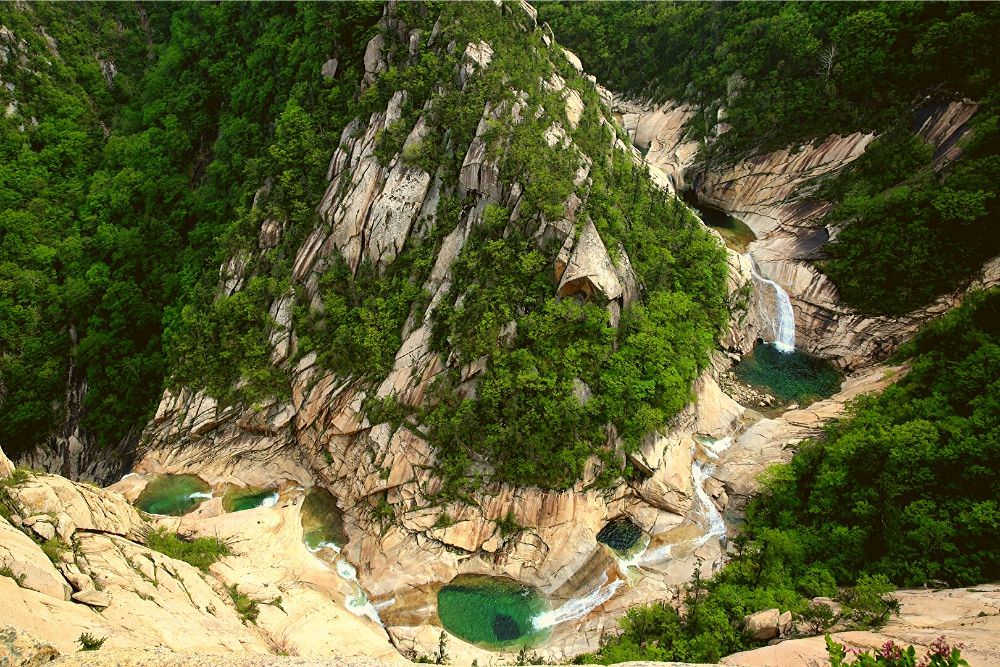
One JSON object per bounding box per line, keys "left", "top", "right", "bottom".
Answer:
{"left": 546, "top": 1, "right": 1000, "bottom": 368}
{"left": 120, "top": 0, "right": 739, "bottom": 660}
{"left": 1, "top": 2, "right": 383, "bottom": 479}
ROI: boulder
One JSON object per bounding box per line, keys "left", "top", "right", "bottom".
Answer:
{"left": 744, "top": 608, "right": 781, "bottom": 641}
{"left": 321, "top": 57, "right": 338, "bottom": 79}
{"left": 5, "top": 475, "right": 146, "bottom": 542}
{"left": 0, "top": 445, "right": 14, "bottom": 479}
{"left": 0, "top": 517, "right": 72, "bottom": 601}
{"left": 71, "top": 590, "right": 112, "bottom": 609}
{"left": 778, "top": 610, "right": 793, "bottom": 636}
{"left": 557, "top": 220, "right": 623, "bottom": 301}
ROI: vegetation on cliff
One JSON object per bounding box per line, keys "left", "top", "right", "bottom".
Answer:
{"left": 580, "top": 288, "right": 1000, "bottom": 663}
{"left": 541, "top": 1, "right": 999, "bottom": 316}
{"left": 2, "top": 1, "right": 728, "bottom": 490}
{"left": 301, "top": 1, "right": 727, "bottom": 490}
{"left": 1, "top": 2, "right": 381, "bottom": 454}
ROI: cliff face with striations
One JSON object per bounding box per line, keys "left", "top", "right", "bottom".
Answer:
{"left": 619, "top": 97, "right": 1000, "bottom": 369}
{"left": 125, "top": 1, "right": 740, "bottom": 660}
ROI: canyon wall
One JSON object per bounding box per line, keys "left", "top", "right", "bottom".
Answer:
{"left": 618, "top": 97, "right": 1000, "bottom": 369}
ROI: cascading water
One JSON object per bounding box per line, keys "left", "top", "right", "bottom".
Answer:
{"left": 530, "top": 575, "right": 624, "bottom": 630}
{"left": 746, "top": 255, "right": 796, "bottom": 353}
{"left": 691, "top": 437, "right": 732, "bottom": 547}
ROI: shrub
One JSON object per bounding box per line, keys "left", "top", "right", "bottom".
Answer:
{"left": 826, "top": 634, "right": 968, "bottom": 667}
{"left": 40, "top": 538, "right": 67, "bottom": 564}
{"left": 145, "top": 528, "right": 231, "bottom": 571}
{"left": 78, "top": 633, "right": 106, "bottom": 651}
{"left": 840, "top": 575, "right": 899, "bottom": 628}
{"left": 798, "top": 602, "right": 837, "bottom": 635}
{"left": 227, "top": 583, "right": 259, "bottom": 623}
{"left": 0, "top": 562, "right": 26, "bottom": 587}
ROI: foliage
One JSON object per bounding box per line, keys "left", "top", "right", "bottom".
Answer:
{"left": 0, "top": 1, "right": 382, "bottom": 455}
{"left": 826, "top": 635, "right": 968, "bottom": 667}
{"left": 746, "top": 288, "right": 1000, "bottom": 587}
{"left": 227, "top": 583, "right": 260, "bottom": 623}
{"left": 0, "top": 562, "right": 26, "bottom": 587}
{"left": 145, "top": 528, "right": 231, "bottom": 572}
{"left": 39, "top": 537, "right": 67, "bottom": 564}
{"left": 579, "top": 289, "right": 1000, "bottom": 664}
{"left": 541, "top": 2, "right": 1000, "bottom": 315}
{"left": 800, "top": 601, "right": 837, "bottom": 635}
{"left": 539, "top": 2, "right": 997, "bottom": 159}
{"left": 78, "top": 632, "right": 107, "bottom": 651}
{"left": 818, "top": 118, "right": 1000, "bottom": 315}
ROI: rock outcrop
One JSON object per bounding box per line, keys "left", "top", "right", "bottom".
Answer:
{"left": 724, "top": 585, "right": 1000, "bottom": 667}
{"left": 618, "top": 96, "right": 997, "bottom": 369}
{"left": 0, "top": 444, "right": 398, "bottom": 662}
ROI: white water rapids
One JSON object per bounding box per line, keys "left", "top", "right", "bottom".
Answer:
{"left": 531, "top": 574, "right": 625, "bottom": 630}
{"left": 692, "top": 437, "right": 732, "bottom": 547}
{"left": 747, "top": 255, "right": 796, "bottom": 353}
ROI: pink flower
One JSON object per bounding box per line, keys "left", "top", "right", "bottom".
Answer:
{"left": 877, "top": 640, "right": 904, "bottom": 661}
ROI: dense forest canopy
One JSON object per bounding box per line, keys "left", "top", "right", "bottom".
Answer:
{"left": 1, "top": 1, "right": 727, "bottom": 492}
{"left": 540, "top": 1, "right": 1000, "bottom": 316}
{"left": 1, "top": 1, "right": 382, "bottom": 454}
{"left": 580, "top": 288, "right": 1000, "bottom": 664}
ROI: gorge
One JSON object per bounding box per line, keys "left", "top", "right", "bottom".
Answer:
{"left": 2, "top": 2, "right": 999, "bottom": 667}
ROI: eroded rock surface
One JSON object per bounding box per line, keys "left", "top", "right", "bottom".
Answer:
{"left": 723, "top": 585, "right": 1000, "bottom": 667}
{"left": 617, "top": 96, "right": 997, "bottom": 369}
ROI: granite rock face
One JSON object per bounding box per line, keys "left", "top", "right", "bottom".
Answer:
{"left": 618, "top": 96, "right": 996, "bottom": 370}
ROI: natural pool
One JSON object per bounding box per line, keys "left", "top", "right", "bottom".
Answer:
{"left": 736, "top": 341, "right": 842, "bottom": 403}
{"left": 682, "top": 191, "right": 757, "bottom": 252}
{"left": 437, "top": 575, "right": 549, "bottom": 650}
{"left": 596, "top": 517, "right": 643, "bottom": 555}
{"left": 135, "top": 474, "right": 212, "bottom": 516}
{"left": 301, "top": 488, "right": 348, "bottom": 552}
{"left": 222, "top": 486, "right": 279, "bottom": 513}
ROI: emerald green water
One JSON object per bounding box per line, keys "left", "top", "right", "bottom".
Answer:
{"left": 736, "top": 342, "right": 842, "bottom": 403}
{"left": 682, "top": 191, "right": 757, "bottom": 252}
{"left": 436, "top": 575, "right": 549, "bottom": 649}
{"left": 301, "top": 488, "right": 348, "bottom": 551}
{"left": 597, "top": 517, "right": 643, "bottom": 554}
{"left": 223, "top": 487, "right": 278, "bottom": 512}
{"left": 135, "top": 474, "right": 212, "bottom": 516}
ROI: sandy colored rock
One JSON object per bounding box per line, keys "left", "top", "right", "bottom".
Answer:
{"left": 744, "top": 608, "right": 781, "bottom": 641}
{"left": 5, "top": 473, "right": 147, "bottom": 542}
{"left": 0, "top": 445, "right": 14, "bottom": 479}
{"left": 0, "top": 625, "right": 59, "bottom": 667}
{"left": 557, "top": 219, "right": 624, "bottom": 301}
{"left": 724, "top": 585, "right": 1000, "bottom": 667}
{"left": 0, "top": 516, "right": 72, "bottom": 600}
{"left": 71, "top": 590, "right": 112, "bottom": 608}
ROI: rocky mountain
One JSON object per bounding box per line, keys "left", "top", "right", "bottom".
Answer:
{"left": 2, "top": 1, "right": 998, "bottom": 666}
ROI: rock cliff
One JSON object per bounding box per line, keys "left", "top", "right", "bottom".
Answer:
{"left": 619, "top": 96, "right": 1000, "bottom": 368}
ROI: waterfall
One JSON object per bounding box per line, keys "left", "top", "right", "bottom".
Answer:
{"left": 530, "top": 575, "right": 625, "bottom": 630}
{"left": 747, "top": 255, "right": 795, "bottom": 353}
{"left": 187, "top": 491, "right": 213, "bottom": 500}
{"left": 260, "top": 491, "right": 279, "bottom": 508}
{"left": 691, "top": 437, "right": 733, "bottom": 547}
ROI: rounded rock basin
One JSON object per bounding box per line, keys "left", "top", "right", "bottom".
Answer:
{"left": 597, "top": 517, "right": 644, "bottom": 555}
{"left": 437, "top": 575, "right": 549, "bottom": 650}
{"left": 737, "top": 341, "right": 842, "bottom": 403}
{"left": 135, "top": 474, "right": 212, "bottom": 516}
{"left": 301, "top": 488, "right": 347, "bottom": 552}
{"left": 223, "top": 487, "right": 279, "bottom": 513}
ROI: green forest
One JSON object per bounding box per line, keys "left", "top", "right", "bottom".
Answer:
{"left": 581, "top": 288, "right": 1000, "bottom": 664}
{"left": 1, "top": 1, "right": 727, "bottom": 493}
{"left": 1, "top": 2, "right": 382, "bottom": 454}
{"left": 541, "top": 1, "right": 999, "bottom": 315}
